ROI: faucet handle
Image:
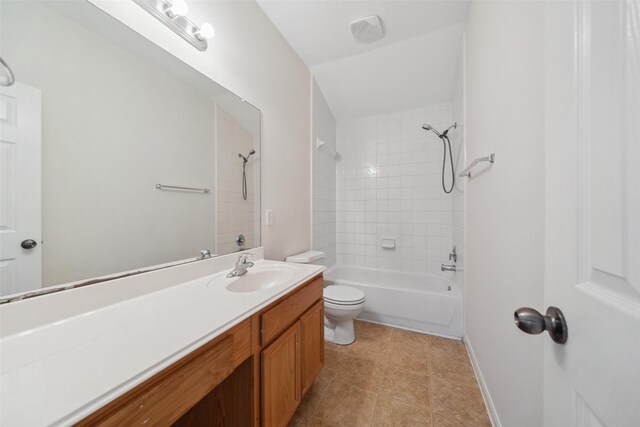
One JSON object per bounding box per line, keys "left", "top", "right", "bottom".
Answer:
{"left": 238, "top": 253, "right": 255, "bottom": 264}
{"left": 449, "top": 245, "right": 457, "bottom": 262}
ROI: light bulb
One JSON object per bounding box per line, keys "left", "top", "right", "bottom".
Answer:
{"left": 165, "top": 0, "right": 188, "bottom": 18}
{"left": 195, "top": 23, "right": 214, "bottom": 40}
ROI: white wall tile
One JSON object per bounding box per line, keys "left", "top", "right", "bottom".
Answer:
{"left": 336, "top": 104, "right": 455, "bottom": 274}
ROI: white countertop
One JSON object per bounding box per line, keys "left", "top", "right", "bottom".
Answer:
{"left": 0, "top": 252, "right": 324, "bottom": 426}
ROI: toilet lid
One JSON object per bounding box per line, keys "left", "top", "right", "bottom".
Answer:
{"left": 323, "top": 285, "right": 365, "bottom": 305}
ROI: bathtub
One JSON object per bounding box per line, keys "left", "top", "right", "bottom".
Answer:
{"left": 324, "top": 265, "right": 463, "bottom": 338}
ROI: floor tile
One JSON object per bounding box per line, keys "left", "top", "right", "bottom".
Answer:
{"left": 370, "top": 397, "right": 432, "bottom": 427}
{"left": 379, "top": 364, "right": 431, "bottom": 409}
{"left": 288, "top": 412, "right": 309, "bottom": 427}
{"left": 296, "top": 367, "right": 335, "bottom": 419}
{"left": 323, "top": 347, "right": 346, "bottom": 371}
{"left": 430, "top": 350, "right": 477, "bottom": 387}
{"left": 307, "top": 418, "right": 340, "bottom": 427}
{"left": 343, "top": 335, "right": 391, "bottom": 361}
{"left": 385, "top": 348, "right": 430, "bottom": 375}
{"left": 333, "top": 353, "right": 387, "bottom": 393}
{"left": 432, "top": 414, "right": 491, "bottom": 427}
{"left": 429, "top": 335, "right": 466, "bottom": 356}
{"left": 354, "top": 320, "right": 394, "bottom": 343}
{"left": 431, "top": 377, "right": 491, "bottom": 426}
{"left": 289, "top": 324, "right": 489, "bottom": 427}
{"left": 314, "top": 381, "right": 377, "bottom": 427}
{"left": 389, "top": 328, "right": 430, "bottom": 354}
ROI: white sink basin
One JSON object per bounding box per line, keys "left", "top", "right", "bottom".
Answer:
{"left": 224, "top": 265, "right": 297, "bottom": 293}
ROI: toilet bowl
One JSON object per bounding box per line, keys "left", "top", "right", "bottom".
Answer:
{"left": 284, "top": 251, "right": 366, "bottom": 345}
{"left": 323, "top": 285, "right": 365, "bottom": 345}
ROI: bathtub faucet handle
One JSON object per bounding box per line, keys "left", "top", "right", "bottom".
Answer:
{"left": 449, "top": 246, "right": 457, "bottom": 262}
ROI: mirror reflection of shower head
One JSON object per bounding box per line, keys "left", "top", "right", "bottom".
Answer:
{"left": 422, "top": 122, "right": 457, "bottom": 138}
{"left": 422, "top": 124, "right": 441, "bottom": 137}
{"left": 239, "top": 149, "right": 256, "bottom": 200}
{"left": 238, "top": 149, "right": 256, "bottom": 163}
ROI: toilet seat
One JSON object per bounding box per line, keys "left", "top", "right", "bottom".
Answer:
{"left": 323, "top": 285, "right": 365, "bottom": 306}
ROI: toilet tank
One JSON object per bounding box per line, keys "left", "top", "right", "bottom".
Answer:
{"left": 285, "top": 250, "right": 325, "bottom": 265}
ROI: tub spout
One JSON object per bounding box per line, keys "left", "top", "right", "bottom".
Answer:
{"left": 441, "top": 264, "right": 456, "bottom": 272}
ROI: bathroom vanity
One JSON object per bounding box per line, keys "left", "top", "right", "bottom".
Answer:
{"left": 77, "top": 272, "right": 323, "bottom": 427}
{"left": 0, "top": 250, "right": 324, "bottom": 427}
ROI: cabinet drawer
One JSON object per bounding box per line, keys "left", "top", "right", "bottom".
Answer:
{"left": 77, "top": 317, "right": 253, "bottom": 426}
{"left": 230, "top": 317, "right": 252, "bottom": 367}
{"left": 261, "top": 276, "right": 323, "bottom": 346}
{"left": 77, "top": 334, "right": 234, "bottom": 426}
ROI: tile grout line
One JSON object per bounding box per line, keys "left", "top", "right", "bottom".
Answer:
{"left": 309, "top": 364, "right": 336, "bottom": 424}
{"left": 368, "top": 395, "right": 379, "bottom": 427}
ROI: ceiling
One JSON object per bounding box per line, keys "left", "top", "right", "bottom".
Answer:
{"left": 257, "top": 0, "right": 469, "bottom": 121}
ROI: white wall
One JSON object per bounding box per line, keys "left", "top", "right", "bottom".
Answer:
{"left": 451, "top": 41, "right": 466, "bottom": 295}
{"left": 335, "top": 105, "right": 454, "bottom": 274}
{"left": 88, "top": 0, "right": 312, "bottom": 261}
{"left": 311, "top": 79, "right": 337, "bottom": 267}
{"left": 464, "top": 2, "right": 545, "bottom": 426}
{"left": 2, "top": 2, "right": 218, "bottom": 286}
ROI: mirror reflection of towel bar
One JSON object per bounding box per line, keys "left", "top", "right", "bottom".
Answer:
{"left": 156, "top": 183, "right": 210, "bottom": 193}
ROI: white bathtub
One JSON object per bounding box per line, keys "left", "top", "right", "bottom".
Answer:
{"left": 324, "top": 265, "right": 463, "bottom": 338}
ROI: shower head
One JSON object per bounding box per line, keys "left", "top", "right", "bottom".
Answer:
{"left": 422, "top": 123, "right": 442, "bottom": 137}
{"left": 422, "top": 122, "right": 457, "bottom": 138}
{"left": 239, "top": 149, "right": 256, "bottom": 163}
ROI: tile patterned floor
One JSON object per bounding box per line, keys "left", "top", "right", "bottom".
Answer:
{"left": 288, "top": 320, "right": 491, "bottom": 427}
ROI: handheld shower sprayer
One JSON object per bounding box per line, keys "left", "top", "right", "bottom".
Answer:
{"left": 422, "top": 122, "right": 457, "bottom": 194}
{"left": 421, "top": 123, "right": 457, "bottom": 138}
{"left": 239, "top": 149, "right": 256, "bottom": 200}
{"left": 238, "top": 149, "right": 256, "bottom": 164}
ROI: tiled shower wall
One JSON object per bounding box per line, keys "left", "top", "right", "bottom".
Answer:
{"left": 336, "top": 104, "right": 455, "bottom": 274}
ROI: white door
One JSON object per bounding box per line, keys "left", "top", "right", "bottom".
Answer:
{"left": 543, "top": 0, "right": 640, "bottom": 425}
{"left": 0, "top": 82, "right": 42, "bottom": 296}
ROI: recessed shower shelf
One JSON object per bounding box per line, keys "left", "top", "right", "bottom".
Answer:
{"left": 459, "top": 153, "right": 495, "bottom": 178}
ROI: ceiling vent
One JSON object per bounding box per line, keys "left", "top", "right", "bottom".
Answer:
{"left": 350, "top": 15, "right": 384, "bottom": 44}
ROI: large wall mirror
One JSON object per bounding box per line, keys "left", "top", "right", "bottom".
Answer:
{"left": 0, "top": 1, "right": 261, "bottom": 299}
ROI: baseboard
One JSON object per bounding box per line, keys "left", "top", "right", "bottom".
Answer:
{"left": 463, "top": 335, "right": 502, "bottom": 427}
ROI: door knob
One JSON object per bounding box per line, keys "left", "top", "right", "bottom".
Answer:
{"left": 21, "top": 239, "right": 38, "bottom": 249}
{"left": 514, "top": 306, "right": 568, "bottom": 344}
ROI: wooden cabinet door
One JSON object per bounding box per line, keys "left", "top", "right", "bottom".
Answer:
{"left": 300, "top": 300, "right": 324, "bottom": 396}
{"left": 261, "top": 322, "right": 300, "bottom": 427}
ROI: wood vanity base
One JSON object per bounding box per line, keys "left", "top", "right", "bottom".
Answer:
{"left": 76, "top": 273, "right": 324, "bottom": 427}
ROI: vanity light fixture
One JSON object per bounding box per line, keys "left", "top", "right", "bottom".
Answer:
{"left": 195, "top": 23, "right": 215, "bottom": 41}
{"left": 164, "top": 0, "right": 188, "bottom": 18}
{"left": 132, "top": 0, "right": 214, "bottom": 51}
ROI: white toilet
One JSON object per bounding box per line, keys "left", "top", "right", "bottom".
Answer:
{"left": 285, "top": 251, "right": 366, "bottom": 345}
{"left": 322, "top": 285, "right": 365, "bottom": 345}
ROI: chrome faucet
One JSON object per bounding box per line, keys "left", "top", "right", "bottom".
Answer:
{"left": 441, "top": 264, "right": 456, "bottom": 272}
{"left": 227, "top": 253, "right": 255, "bottom": 278}
{"left": 198, "top": 249, "right": 212, "bottom": 260}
